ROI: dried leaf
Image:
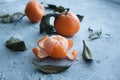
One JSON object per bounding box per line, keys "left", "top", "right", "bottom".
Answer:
{"left": 33, "top": 61, "right": 70, "bottom": 74}
{"left": 88, "top": 26, "right": 93, "bottom": 33}
{"left": 0, "top": 13, "right": 9, "bottom": 18}
{"left": 82, "top": 40, "right": 93, "bottom": 61}
{"left": 105, "top": 33, "right": 111, "bottom": 36}
{"left": 88, "top": 27, "right": 102, "bottom": 40}
{"left": 1, "top": 16, "right": 11, "bottom": 23}
{"left": 6, "top": 37, "right": 27, "bottom": 51}
{"left": 88, "top": 32, "right": 102, "bottom": 40}
{"left": 40, "top": 13, "right": 59, "bottom": 34}
{"left": 0, "top": 12, "right": 25, "bottom": 23}
{"left": 76, "top": 14, "right": 84, "bottom": 22}
{"left": 10, "top": 12, "right": 25, "bottom": 22}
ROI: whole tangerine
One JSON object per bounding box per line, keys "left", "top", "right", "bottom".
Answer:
{"left": 25, "top": 0, "right": 45, "bottom": 23}
{"left": 54, "top": 11, "right": 80, "bottom": 36}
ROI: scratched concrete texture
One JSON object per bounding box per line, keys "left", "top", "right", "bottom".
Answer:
{"left": 0, "top": 0, "right": 120, "bottom": 80}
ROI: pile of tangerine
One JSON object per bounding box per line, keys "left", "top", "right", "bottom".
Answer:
{"left": 24, "top": 0, "right": 80, "bottom": 60}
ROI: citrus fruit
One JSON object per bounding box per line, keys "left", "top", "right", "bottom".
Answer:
{"left": 54, "top": 11, "right": 80, "bottom": 36}
{"left": 32, "top": 35, "right": 77, "bottom": 60}
{"left": 25, "top": 0, "right": 45, "bottom": 23}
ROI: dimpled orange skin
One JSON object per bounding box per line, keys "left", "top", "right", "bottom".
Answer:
{"left": 25, "top": 0, "right": 45, "bottom": 23}
{"left": 32, "top": 35, "right": 77, "bottom": 60}
{"left": 54, "top": 12, "right": 80, "bottom": 37}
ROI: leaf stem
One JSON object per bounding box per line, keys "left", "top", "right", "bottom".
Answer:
{"left": 17, "top": 14, "right": 25, "bottom": 22}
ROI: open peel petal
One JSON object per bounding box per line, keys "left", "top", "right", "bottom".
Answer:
{"left": 67, "top": 39, "right": 73, "bottom": 50}
{"left": 72, "top": 50, "right": 77, "bottom": 60}
{"left": 50, "top": 45, "right": 67, "bottom": 59}
{"left": 37, "top": 35, "right": 49, "bottom": 49}
{"left": 66, "top": 50, "right": 77, "bottom": 60}
{"left": 32, "top": 47, "right": 49, "bottom": 59}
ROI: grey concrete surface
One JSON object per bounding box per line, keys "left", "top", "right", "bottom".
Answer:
{"left": 0, "top": 0, "right": 120, "bottom": 80}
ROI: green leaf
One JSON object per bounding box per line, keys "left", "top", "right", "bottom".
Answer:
{"left": 82, "top": 40, "right": 93, "bottom": 61}
{"left": 40, "top": 13, "right": 59, "bottom": 34}
{"left": 76, "top": 14, "right": 84, "bottom": 22}
{"left": 47, "top": 4, "right": 57, "bottom": 9}
{"left": 45, "top": 3, "right": 68, "bottom": 13}
{"left": 6, "top": 37, "right": 27, "bottom": 51}
{"left": 32, "top": 61, "right": 70, "bottom": 74}
{"left": 54, "top": 6, "right": 66, "bottom": 13}
{"left": 88, "top": 27, "right": 102, "bottom": 40}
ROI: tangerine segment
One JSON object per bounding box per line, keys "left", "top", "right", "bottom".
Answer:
{"left": 66, "top": 50, "right": 77, "bottom": 60}
{"left": 32, "top": 47, "right": 49, "bottom": 59}
{"left": 49, "top": 45, "right": 67, "bottom": 59}
{"left": 67, "top": 39, "right": 73, "bottom": 50}
{"left": 43, "top": 35, "right": 68, "bottom": 52}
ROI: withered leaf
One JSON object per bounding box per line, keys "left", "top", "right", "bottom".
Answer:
{"left": 0, "top": 12, "right": 25, "bottom": 23}
{"left": 76, "top": 14, "right": 84, "bottom": 22}
{"left": 0, "top": 13, "right": 9, "bottom": 18}
{"left": 88, "top": 26, "right": 93, "bottom": 33}
{"left": 105, "top": 33, "right": 111, "bottom": 36}
{"left": 33, "top": 61, "right": 70, "bottom": 74}
{"left": 1, "top": 16, "right": 11, "bottom": 23}
{"left": 6, "top": 37, "right": 27, "bottom": 51}
{"left": 88, "top": 27, "right": 102, "bottom": 40}
{"left": 82, "top": 40, "right": 93, "bottom": 61}
{"left": 10, "top": 12, "right": 25, "bottom": 22}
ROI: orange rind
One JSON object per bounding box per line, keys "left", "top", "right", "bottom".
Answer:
{"left": 32, "top": 47, "right": 49, "bottom": 59}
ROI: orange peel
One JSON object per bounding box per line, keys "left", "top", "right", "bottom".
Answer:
{"left": 32, "top": 35, "right": 77, "bottom": 60}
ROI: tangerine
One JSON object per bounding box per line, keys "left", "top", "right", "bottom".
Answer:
{"left": 25, "top": 0, "right": 45, "bottom": 23}
{"left": 32, "top": 35, "right": 77, "bottom": 60}
{"left": 54, "top": 11, "right": 80, "bottom": 36}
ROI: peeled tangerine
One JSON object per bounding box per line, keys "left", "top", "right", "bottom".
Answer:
{"left": 32, "top": 35, "right": 77, "bottom": 60}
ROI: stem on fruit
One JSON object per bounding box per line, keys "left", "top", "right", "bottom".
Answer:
{"left": 65, "top": 8, "right": 70, "bottom": 15}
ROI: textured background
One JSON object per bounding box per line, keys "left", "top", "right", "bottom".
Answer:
{"left": 0, "top": 0, "right": 120, "bottom": 80}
